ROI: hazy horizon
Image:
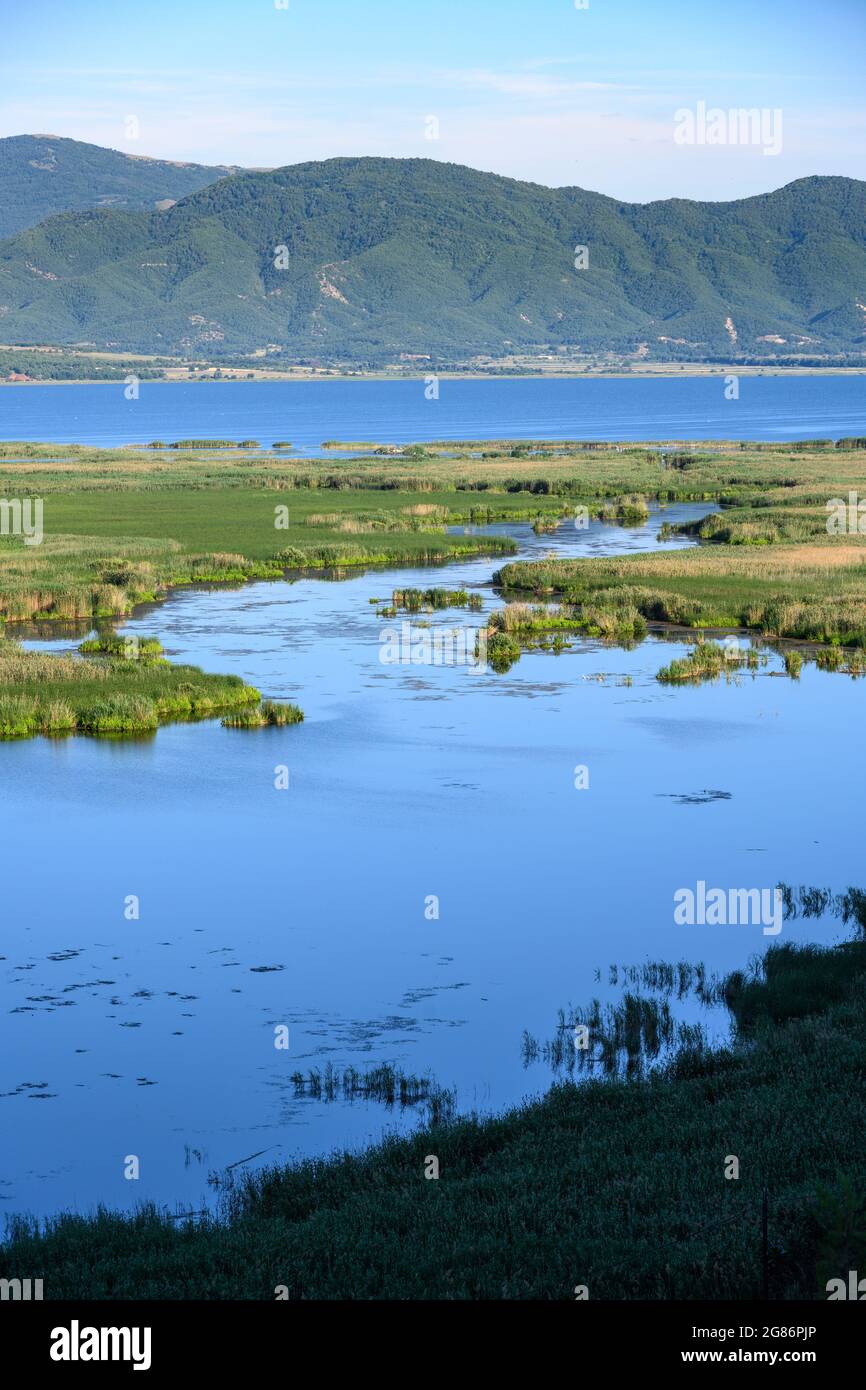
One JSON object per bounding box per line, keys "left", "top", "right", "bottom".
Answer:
{"left": 8, "top": 134, "right": 863, "bottom": 206}
{"left": 2, "top": 0, "right": 864, "bottom": 202}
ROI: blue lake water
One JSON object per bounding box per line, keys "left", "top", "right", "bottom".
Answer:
{"left": 1, "top": 373, "right": 865, "bottom": 451}
{"left": 1, "top": 500, "right": 863, "bottom": 1223}
{"left": 1, "top": 375, "right": 863, "bottom": 1226}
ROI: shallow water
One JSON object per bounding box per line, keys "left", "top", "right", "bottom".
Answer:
{"left": 2, "top": 502, "right": 863, "bottom": 1223}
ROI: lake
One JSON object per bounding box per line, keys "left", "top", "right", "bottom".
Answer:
{"left": 2, "top": 375, "right": 864, "bottom": 1225}
{"left": 2, "top": 495, "right": 862, "bottom": 1222}
{"left": 1, "top": 373, "right": 865, "bottom": 451}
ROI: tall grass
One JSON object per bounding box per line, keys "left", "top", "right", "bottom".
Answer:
{"left": 3, "top": 921, "right": 865, "bottom": 1298}
{"left": 0, "top": 638, "right": 266, "bottom": 739}
{"left": 656, "top": 640, "right": 764, "bottom": 684}
{"left": 222, "top": 700, "right": 303, "bottom": 729}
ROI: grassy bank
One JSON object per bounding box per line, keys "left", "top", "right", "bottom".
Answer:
{"left": 497, "top": 539, "right": 866, "bottom": 651}
{"left": 3, "top": 920, "right": 864, "bottom": 1299}
{"left": 3, "top": 438, "right": 864, "bottom": 634}
{"left": 2, "top": 437, "right": 865, "bottom": 702}
{"left": 0, "top": 635, "right": 304, "bottom": 739}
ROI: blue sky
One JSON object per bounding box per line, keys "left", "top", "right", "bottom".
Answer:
{"left": 2, "top": 0, "right": 864, "bottom": 200}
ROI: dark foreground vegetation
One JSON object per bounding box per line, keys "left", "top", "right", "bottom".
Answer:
{"left": 3, "top": 893, "right": 864, "bottom": 1300}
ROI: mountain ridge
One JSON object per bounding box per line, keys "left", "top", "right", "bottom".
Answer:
{"left": 0, "top": 135, "right": 244, "bottom": 238}
{"left": 1, "top": 150, "right": 863, "bottom": 363}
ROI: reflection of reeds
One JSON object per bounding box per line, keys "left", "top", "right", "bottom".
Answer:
{"left": 656, "top": 640, "right": 764, "bottom": 685}
{"left": 390, "top": 587, "right": 474, "bottom": 611}
{"left": 289, "top": 1062, "right": 455, "bottom": 1122}
{"left": 523, "top": 886, "right": 866, "bottom": 1082}
{"left": 522, "top": 958, "right": 727, "bottom": 1079}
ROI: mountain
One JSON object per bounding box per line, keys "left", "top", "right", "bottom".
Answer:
{"left": 0, "top": 154, "right": 864, "bottom": 362}
{"left": 0, "top": 135, "right": 243, "bottom": 238}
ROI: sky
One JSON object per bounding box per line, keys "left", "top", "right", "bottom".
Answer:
{"left": 1, "top": 0, "right": 864, "bottom": 202}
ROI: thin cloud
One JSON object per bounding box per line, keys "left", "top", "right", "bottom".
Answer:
{"left": 440, "top": 68, "right": 640, "bottom": 98}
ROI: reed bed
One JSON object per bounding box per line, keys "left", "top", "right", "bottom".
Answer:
{"left": 498, "top": 539, "right": 866, "bottom": 653}
{"left": 222, "top": 700, "right": 303, "bottom": 729}
{"left": 0, "top": 638, "right": 264, "bottom": 739}
{"left": 656, "top": 640, "right": 764, "bottom": 684}
{"left": 484, "top": 598, "right": 647, "bottom": 669}
{"left": 288, "top": 1062, "right": 455, "bottom": 1122}
{"left": 5, "top": 903, "right": 866, "bottom": 1298}
{"left": 389, "top": 587, "right": 480, "bottom": 612}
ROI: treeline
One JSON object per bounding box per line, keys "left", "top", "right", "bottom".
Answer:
{"left": 0, "top": 350, "right": 176, "bottom": 381}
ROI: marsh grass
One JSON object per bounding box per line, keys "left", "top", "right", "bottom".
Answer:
{"left": 784, "top": 648, "right": 804, "bottom": 677}
{"left": 4, "top": 440, "right": 865, "bottom": 668}
{"left": 499, "top": 534, "right": 866, "bottom": 656}
{"left": 656, "top": 640, "right": 765, "bottom": 684}
{"left": 390, "top": 587, "right": 471, "bottom": 612}
{"left": 5, "top": 919, "right": 866, "bottom": 1299}
{"left": 484, "top": 598, "right": 647, "bottom": 669}
{"left": 485, "top": 630, "right": 522, "bottom": 673}
{"left": 0, "top": 638, "right": 262, "bottom": 739}
{"left": 222, "top": 700, "right": 303, "bottom": 729}
{"left": 726, "top": 941, "right": 866, "bottom": 1031}
{"left": 78, "top": 633, "right": 165, "bottom": 662}
{"left": 522, "top": 978, "right": 722, "bottom": 1080}
{"left": 288, "top": 1062, "right": 454, "bottom": 1121}
{"left": 600, "top": 494, "right": 651, "bottom": 525}
{"left": 304, "top": 508, "right": 448, "bottom": 535}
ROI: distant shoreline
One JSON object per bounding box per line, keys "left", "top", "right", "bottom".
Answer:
{"left": 2, "top": 364, "right": 866, "bottom": 387}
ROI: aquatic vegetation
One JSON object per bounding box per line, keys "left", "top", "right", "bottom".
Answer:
{"left": 78, "top": 633, "right": 166, "bottom": 662}
{"left": 522, "top": 988, "right": 717, "bottom": 1080}
{"left": 288, "top": 1062, "right": 454, "bottom": 1120}
{"left": 76, "top": 694, "right": 160, "bottom": 734}
{"left": 390, "top": 587, "right": 472, "bottom": 612}
{"left": 6, "top": 921, "right": 866, "bottom": 1299}
{"left": 600, "top": 493, "right": 650, "bottom": 525}
{"left": 260, "top": 699, "right": 303, "bottom": 726}
{"left": 815, "top": 646, "right": 844, "bottom": 671}
{"left": 725, "top": 940, "right": 866, "bottom": 1032}
{"left": 483, "top": 597, "right": 647, "bottom": 670}
{"left": 0, "top": 637, "right": 262, "bottom": 740}
{"left": 168, "top": 439, "right": 260, "bottom": 449}
{"left": 656, "top": 640, "right": 764, "bottom": 684}
{"left": 784, "top": 648, "right": 804, "bottom": 677}
{"left": 485, "top": 630, "right": 522, "bottom": 673}
{"left": 274, "top": 535, "right": 517, "bottom": 570}
{"left": 497, "top": 451, "right": 866, "bottom": 665}
{"left": 222, "top": 700, "right": 303, "bottom": 729}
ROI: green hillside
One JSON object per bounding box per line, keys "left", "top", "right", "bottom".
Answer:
{"left": 0, "top": 135, "right": 241, "bottom": 238}
{"left": 1, "top": 155, "right": 864, "bottom": 362}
